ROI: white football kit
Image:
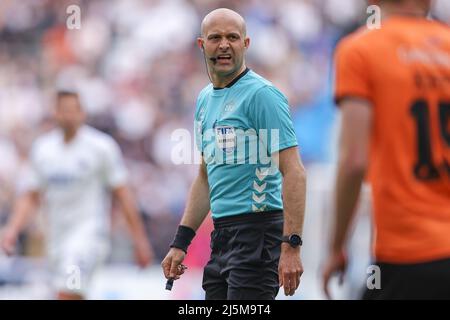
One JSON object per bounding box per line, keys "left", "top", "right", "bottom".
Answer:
{"left": 24, "top": 125, "right": 127, "bottom": 295}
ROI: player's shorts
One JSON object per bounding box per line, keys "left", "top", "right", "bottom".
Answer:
{"left": 362, "top": 257, "right": 450, "bottom": 300}
{"left": 47, "top": 234, "right": 109, "bottom": 297}
{"left": 202, "top": 210, "right": 283, "bottom": 300}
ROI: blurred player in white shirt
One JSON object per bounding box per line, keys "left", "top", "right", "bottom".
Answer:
{"left": 0, "top": 91, "right": 153, "bottom": 300}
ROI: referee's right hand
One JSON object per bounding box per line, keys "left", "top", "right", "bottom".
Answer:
{"left": 161, "top": 248, "right": 186, "bottom": 280}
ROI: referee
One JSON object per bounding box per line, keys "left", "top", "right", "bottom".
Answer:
{"left": 161, "top": 8, "right": 307, "bottom": 300}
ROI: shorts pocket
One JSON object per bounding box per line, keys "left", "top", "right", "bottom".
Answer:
{"left": 260, "top": 222, "right": 283, "bottom": 263}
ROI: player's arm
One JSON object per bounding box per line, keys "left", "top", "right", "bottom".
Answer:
{"left": 276, "top": 146, "right": 306, "bottom": 296}
{"left": 161, "top": 158, "right": 210, "bottom": 280}
{"left": 323, "top": 97, "right": 372, "bottom": 299}
{"left": 1, "top": 190, "right": 40, "bottom": 255}
{"left": 103, "top": 136, "right": 153, "bottom": 268}
{"left": 112, "top": 185, "right": 153, "bottom": 267}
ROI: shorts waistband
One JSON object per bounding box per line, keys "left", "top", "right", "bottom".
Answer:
{"left": 213, "top": 211, "right": 283, "bottom": 229}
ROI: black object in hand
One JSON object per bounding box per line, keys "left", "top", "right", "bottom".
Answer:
{"left": 165, "top": 264, "right": 187, "bottom": 291}
{"left": 165, "top": 278, "right": 174, "bottom": 291}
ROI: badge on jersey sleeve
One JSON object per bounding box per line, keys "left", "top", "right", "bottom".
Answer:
{"left": 215, "top": 126, "right": 236, "bottom": 153}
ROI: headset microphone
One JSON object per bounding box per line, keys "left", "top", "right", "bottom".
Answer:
{"left": 201, "top": 42, "right": 215, "bottom": 83}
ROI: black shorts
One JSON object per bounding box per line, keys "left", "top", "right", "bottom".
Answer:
{"left": 202, "top": 211, "right": 283, "bottom": 300}
{"left": 362, "top": 258, "right": 450, "bottom": 300}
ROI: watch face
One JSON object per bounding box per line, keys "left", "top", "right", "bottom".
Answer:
{"left": 290, "top": 235, "right": 302, "bottom": 247}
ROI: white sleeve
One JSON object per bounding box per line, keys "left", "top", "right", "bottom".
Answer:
{"left": 103, "top": 138, "right": 128, "bottom": 189}
{"left": 17, "top": 143, "right": 45, "bottom": 194}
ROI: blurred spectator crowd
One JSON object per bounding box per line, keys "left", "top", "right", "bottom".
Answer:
{"left": 0, "top": 0, "right": 449, "bottom": 268}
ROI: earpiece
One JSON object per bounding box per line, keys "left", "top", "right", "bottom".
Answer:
{"left": 201, "top": 43, "right": 216, "bottom": 63}
{"left": 200, "top": 42, "right": 214, "bottom": 83}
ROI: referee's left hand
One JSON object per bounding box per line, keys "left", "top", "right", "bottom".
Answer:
{"left": 278, "top": 243, "right": 303, "bottom": 296}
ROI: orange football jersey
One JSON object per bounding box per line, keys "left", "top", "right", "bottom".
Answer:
{"left": 335, "top": 16, "right": 450, "bottom": 263}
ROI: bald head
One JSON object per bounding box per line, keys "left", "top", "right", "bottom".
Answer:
{"left": 201, "top": 8, "right": 246, "bottom": 37}
{"left": 198, "top": 8, "right": 250, "bottom": 87}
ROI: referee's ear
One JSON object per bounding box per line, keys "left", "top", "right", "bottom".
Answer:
{"left": 197, "top": 38, "right": 205, "bottom": 51}
{"left": 244, "top": 37, "right": 250, "bottom": 50}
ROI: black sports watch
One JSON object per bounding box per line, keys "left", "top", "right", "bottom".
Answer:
{"left": 282, "top": 234, "right": 303, "bottom": 248}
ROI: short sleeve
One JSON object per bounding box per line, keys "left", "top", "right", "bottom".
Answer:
{"left": 251, "top": 86, "right": 298, "bottom": 154}
{"left": 18, "top": 143, "right": 45, "bottom": 193}
{"left": 334, "top": 36, "right": 372, "bottom": 104}
{"left": 194, "top": 118, "right": 203, "bottom": 153}
{"left": 194, "top": 89, "right": 208, "bottom": 153}
{"left": 103, "top": 138, "right": 127, "bottom": 188}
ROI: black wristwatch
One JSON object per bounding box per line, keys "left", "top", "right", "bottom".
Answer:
{"left": 282, "top": 234, "right": 303, "bottom": 248}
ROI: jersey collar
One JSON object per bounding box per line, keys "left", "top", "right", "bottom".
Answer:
{"left": 213, "top": 67, "right": 250, "bottom": 90}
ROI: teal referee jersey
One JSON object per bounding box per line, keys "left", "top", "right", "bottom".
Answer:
{"left": 194, "top": 68, "right": 298, "bottom": 219}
